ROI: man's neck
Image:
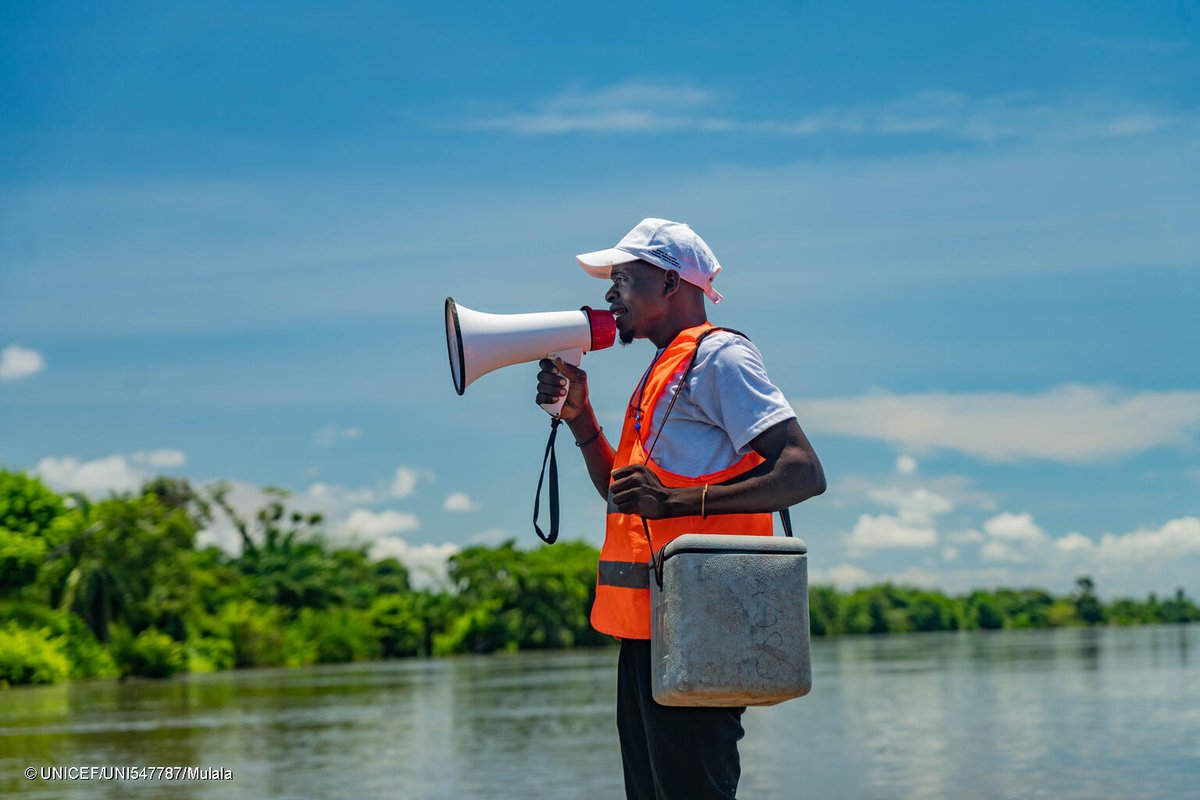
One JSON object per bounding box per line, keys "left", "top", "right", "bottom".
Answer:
{"left": 648, "top": 309, "right": 709, "bottom": 349}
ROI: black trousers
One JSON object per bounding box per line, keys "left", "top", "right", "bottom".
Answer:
{"left": 616, "top": 639, "right": 746, "bottom": 800}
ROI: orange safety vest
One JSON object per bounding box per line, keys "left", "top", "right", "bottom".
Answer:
{"left": 591, "top": 322, "right": 774, "bottom": 639}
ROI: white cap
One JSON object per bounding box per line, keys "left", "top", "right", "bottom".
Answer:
{"left": 576, "top": 218, "right": 724, "bottom": 303}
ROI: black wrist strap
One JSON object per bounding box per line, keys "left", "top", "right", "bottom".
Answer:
{"left": 532, "top": 417, "right": 562, "bottom": 544}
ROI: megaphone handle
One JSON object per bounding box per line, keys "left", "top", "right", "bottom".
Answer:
{"left": 539, "top": 348, "right": 584, "bottom": 418}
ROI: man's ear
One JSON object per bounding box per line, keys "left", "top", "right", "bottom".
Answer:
{"left": 662, "top": 269, "right": 681, "bottom": 296}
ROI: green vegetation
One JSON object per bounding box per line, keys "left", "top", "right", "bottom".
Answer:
{"left": 1, "top": 468, "right": 1197, "bottom": 686}
{"left": 807, "top": 578, "right": 1198, "bottom": 635}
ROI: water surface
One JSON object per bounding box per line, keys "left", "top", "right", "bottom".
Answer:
{"left": 2, "top": 625, "right": 1197, "bottom": 799}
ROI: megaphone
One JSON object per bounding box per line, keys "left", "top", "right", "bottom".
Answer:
{"left": 445, "top": 297, "right": 617, "bottom": 417}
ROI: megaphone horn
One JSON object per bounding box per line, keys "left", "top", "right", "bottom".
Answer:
{"left": 445, "top": 297, "right": 616, "bottom": 417}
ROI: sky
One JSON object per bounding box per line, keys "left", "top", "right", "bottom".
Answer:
{"left": 2, "top": 1, "right": 1198, "bottom": 596}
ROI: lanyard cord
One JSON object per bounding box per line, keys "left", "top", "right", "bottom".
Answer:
{"left": 639, "top": 327, "right": 795, "bottom": 586}
{"left": 640, "top": 329, "right": 717, "bottom": 586}
{"left": 630, "top": 348, "right": 663, "bottom": 437}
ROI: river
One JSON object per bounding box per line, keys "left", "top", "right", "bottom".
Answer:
{"left": 3, "top": 624, "right": 1197, "bottom": 799}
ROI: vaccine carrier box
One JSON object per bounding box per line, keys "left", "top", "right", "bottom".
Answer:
{"left": 650, "top": 533, "right": 812, "bottom": 707}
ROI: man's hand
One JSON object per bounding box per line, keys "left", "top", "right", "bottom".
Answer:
{"left": 610, "top": 465, "right": 676, "bottom": 519}
{"left": 535, "top": 357, "right": 590, "bottom": 421}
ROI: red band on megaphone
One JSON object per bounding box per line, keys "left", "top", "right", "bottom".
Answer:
{"left": 584, "top": 306, "right": 616, "bottom": 352}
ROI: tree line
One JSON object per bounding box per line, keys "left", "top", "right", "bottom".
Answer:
{"left": 1, "top": 469, "right": 1196, "bottom": 687}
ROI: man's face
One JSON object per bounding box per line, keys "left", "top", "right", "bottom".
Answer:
{"left": 605, "top": 260, "right": 667, "bottom": 345}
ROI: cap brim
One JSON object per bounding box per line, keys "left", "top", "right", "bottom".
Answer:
{"left": 576, "top": 247, "right": 641, "bottom": 279}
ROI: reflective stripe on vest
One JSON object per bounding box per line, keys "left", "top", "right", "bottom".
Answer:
{"left": 597, "top": 560, "right": 651, "bottom": 589}
{"left": 590, "top": 322, "right": 774, "bottom": 640}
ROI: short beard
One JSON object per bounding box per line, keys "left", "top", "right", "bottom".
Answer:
{"left": 619, "top": 329, "right": 634, "bottom": 346}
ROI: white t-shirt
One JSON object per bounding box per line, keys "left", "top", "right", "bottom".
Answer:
{"left": 635, "top": 330, "right": 796, "bottom": 476}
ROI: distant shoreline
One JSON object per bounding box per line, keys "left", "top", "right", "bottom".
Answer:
{"left": 2, "top": 469, "right": 1197, "bottom": 688}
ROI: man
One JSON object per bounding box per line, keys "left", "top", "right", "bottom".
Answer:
{"left": 535, "top": 218, "right": 826, "bottom": 800}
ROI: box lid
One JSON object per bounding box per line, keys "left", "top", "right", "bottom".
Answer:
{"left": 660, "top": 533, "right": 808, "bottom": 561}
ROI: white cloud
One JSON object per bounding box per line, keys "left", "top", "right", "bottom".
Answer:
{"left": 306, "top": 482, "right": 377, "bottom": 508}
{"left": 198, "top": 481, "right": 403, "bottom": 554}
{"left": 839, "top": 479, "right": 957, "bottom": 555}
{"left": 469, "top": 528, "right": 513, "bottom": 546}
{"left": 314, "top": 424, "right": 362, "bottom": 447}
{"left": 983, "top": 512, "right": 1047, "bottom": 544}
{"left": 197, "top": 467, "right": 426, "bottom": 552}
{"left": 197, "top": 480, "right": 275, "bottom": 552}
{"left": 1007, "top": 517, "right": 1200, "bottom": 596}
{"left": 846, "top": 514, "right": 1200, "bottom": 595}
{"left": 10, "top": 113, "right": 1195, "bottom": 358}
{"left": 981, "top": 540, "right": 1026, "bottom": 563}
{"left": 442, "top": 491, "right": 480, "bottom": 512}
{"left": 369, "top": 537, "right": 460, "bottom": 590}
{"left": 130, "top": 449, "right": 187, "bottom": 468}
{"left": 0, "top": 345, "right": 46, "bottom": 382}
{"left": 792, "top": 385, "right": 1200, "bottom": 463}
{"left": 811, "top": 562, "right": 872, "bottom": 589}
{"left": 875, "top": 567, "right": 949, "bottom": 588}
{"left": 977, "top": 512, "right": 1046, "bottom": 564}
{"left": 895, "top": 455, "right": 918, "bottom": 475}
{"left": 36, "top": 449, "right": 189, "bottom": 496}
{"left": 1093, "top": 517, "right": 1200, "bottom": 564}
{"left": 846, "top": 514, "right": 938, "bottom": 553}
{"left": 467, "top": 81, "right": 718, "bottom": 135}
{"left": 966, "top": 516, "right": 1200, "bottom": 594}
{"left": 35, "top": 455, "right": 144, "bottom": 496}
{"left": 468, "top": 85, "right": 1182, "bottom": 144}
{"left": 391, "top": 466, "right": 421, "bottom": 498}
{"left": 836, "top": 474, "right": 995, "bottom": 514}
{"left": 303, "top": 464, "right": 433, "bottom": 515}
{"left": 1055, "top": 532, "right": 1095, "bottom": 553}
{"left": 867, "top": 486, "right": 953, "bottom": 526}
{"left": 205, "top": 478, "right": 388, "bottom": 546}
{"left": 341, "top": 508, "right": 420, "bottom": 538}
{"left": 813, "top": 560, "right": 1023, "bottom": 592}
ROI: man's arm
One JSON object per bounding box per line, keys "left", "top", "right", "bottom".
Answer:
{"left": 536, "top": 358, "right": 615, "bottom": 499}
{"left": 609, "top": 417, "right": 825, "bottom": 519}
